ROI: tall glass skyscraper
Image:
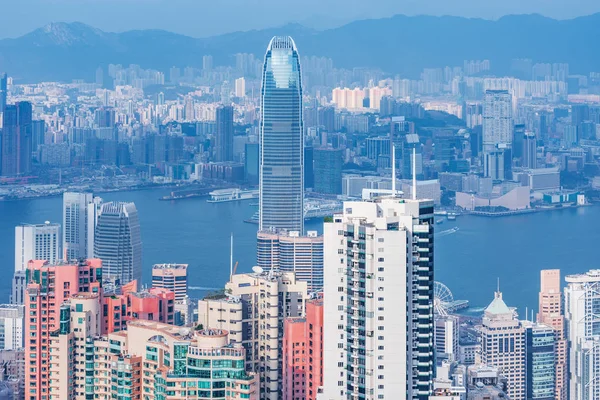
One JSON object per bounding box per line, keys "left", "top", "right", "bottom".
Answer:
{"left": 94, "top": 202, "right": 142, "bottom": 287}
{"left": 259, "top": 36, "right": 304, "bottom": 233}
{"left": 1, "top": 101, "right": 32, "bottom": 177}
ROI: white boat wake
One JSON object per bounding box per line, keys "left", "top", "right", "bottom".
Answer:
{"left": 436, "top": 227, "right": 460, "bottom": 237}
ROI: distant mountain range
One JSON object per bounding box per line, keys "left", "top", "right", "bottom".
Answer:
{"left": 0, "top": 13, "right": 599, "bottom": 83}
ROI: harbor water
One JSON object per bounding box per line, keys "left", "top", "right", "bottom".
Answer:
{"left": 0, "top": 186, "right": 596, "bottom": 316}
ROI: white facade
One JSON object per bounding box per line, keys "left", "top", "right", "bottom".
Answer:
{"left": 63, "top": 192, "right": 102, "bottom": 260}
{"left": 435, "top": 315, "right": 459, "bottom": 361}
{"left": 320, "top": 197, "right": 435, "bottom": 400}
{"left": 483, "top": 90, "right": 512, "bottom": 150}
{"left": 565, "top": 270, "right": 600, "bottom": 400}
{"left": 14, "top": 222, "right": 60, "bottom": 272}
{"left": 235, "top": 77, "right": 246, "bottom": 98}
{"left": 0, "top": 304, "right": 24, "bottom": 350}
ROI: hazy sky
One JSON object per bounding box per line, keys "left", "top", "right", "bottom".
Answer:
{"left": 0, "top": 0, "right": 598, "bottom": 39}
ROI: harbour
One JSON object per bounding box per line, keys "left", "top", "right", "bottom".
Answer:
{"left": 1, "top": 187, "right": 599, "bottom": 316}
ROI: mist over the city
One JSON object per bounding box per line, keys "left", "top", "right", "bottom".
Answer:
{"left": 0, "top": 1, "right": 598, "bottom": 400}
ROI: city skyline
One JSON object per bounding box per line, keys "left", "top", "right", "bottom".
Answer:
{"left": 0, "top": 14, "right": 599, "bottom": 400}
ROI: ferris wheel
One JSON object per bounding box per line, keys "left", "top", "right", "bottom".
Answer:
{"left": 434, "top": 281, "right": 454, "bottom": 316}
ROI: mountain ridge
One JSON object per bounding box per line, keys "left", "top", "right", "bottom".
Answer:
{"left": 0, "top": 13, "right": 598, "bottom": 83}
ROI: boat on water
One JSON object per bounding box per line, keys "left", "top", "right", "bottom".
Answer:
{"left": 447, "top": 213, "right": 457, "bottom": 221}
{"left": 244, "top": 199, "right": 343, "bottom": 224}
{"left": 159, "top": 188, "right": 215, "bottom": 201}
{"left": 436, "top": 219, "right": 444, "bottom": 224}
{"left": 207, "top": 188, "right": 259, "bottom": 203}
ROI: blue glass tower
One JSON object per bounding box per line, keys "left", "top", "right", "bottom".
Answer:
{"left": 259, "top": 36, "right": 304, "bottom": 233}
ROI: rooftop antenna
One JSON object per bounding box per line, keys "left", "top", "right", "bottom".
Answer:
{"left": 230, "top": 233, "right": 234, "bottom": 279}
{"left": 391, "top": 145, "right": 396, "bottom": 197}
{"left": 497, "top": 277, "right": 500, "bottom": 294}
{"left": 412, "top": 147, "right": 417, "bottom": 200}
{"left": 525, "top": 307, "right": 528, "bottom": 322}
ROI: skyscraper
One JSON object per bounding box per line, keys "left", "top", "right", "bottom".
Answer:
{"left": 483, "top": 90, "right": 512, "bottom": 180}
{"left": 0, "top": 72, "right": 7, "bottom": 118}
{"left": 14, "top": 222, "right": 61, "bottom": 272}
{"left": 321, "top": 196, "right": 435, "bottom": 400}
{"left": 523, "top": 131, "right": 537, "bottom": 169}
{"left": 94, "top": 202, "right": 142, "bottom": 286}
{"left": 25, "top": 259, "right": 103, "bottom": 400}
{"left": 257, "top": 230, "right": 324, "bottom": 292}
{"left": 1, "top": 102, "right": 32, "bottom": 177}
{"left": 259, "top": 36, "right": 304, "bottom": 233}
{"left": 513, "top": 123, "right": 526, "bottom": 160}
{"left": 313, "top": 147, "right": 343, "bottom": 195}
{"left": 537, "top": 269, "right": 567, "bottom": 400}
{"left": 215, "top": 105, "right": 234, "bottom": 162}
{"left": 63, "top": 192, "right": 103, "bottom": 260}
{"left": 565, "top": 270, "right": 600, "bottom": 400}
{"left": 523, "top": 321, "right": 556, "bottom": 400}
{"left": 480, "top": 290, "right": 525, "bottom": 400}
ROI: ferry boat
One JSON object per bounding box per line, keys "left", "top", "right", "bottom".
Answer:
{"left": 243, "top": 199, "right": 343, "bottom": 224}
{"left": 447, "top": 213, "right": 457, "bottom": 221}
{"left": 207, "top": 188, "right": 259, "bottom": 203}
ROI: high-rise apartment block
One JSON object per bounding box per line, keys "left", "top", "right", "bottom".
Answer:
{"left": 257, "top": 230, "right": 324, "bottom": 292}
{"left": 483, "top": 90, "right": 512, "bottom": 180}
{"left": 48, "top": 292, "right": 102, "bottom": 399}
{"left": 151, "top": 263, "right": 188, "bottom": 301}
{"left": 94, "top": 321, "right": 257, "bottom": 400}
{"left": 1, "top": 101, "right": 32, "bottom": 177}
{"left": 0, "top": 304, "right": 24, "bottom": 350}
{"left": 434, "top": 314, "right": 460, "bottom": 362}
{"left": 14, "top": 222, "right": 60, "bottom": 272}
{"left": 565, "top": 269, "right": 600, "bottom": 400}
{"left": 479, "top": 291, "right": 525, "bottom": 400}
{"left": 63, "top": 192, "right": 103, "bottom": 260}
{"left": 320, "top": 196, "right": 435, "bottom": 400}
{"left": 235, "top": 77, "right": 246, "bottom": 98}
{"left": 537, "top": 269, "right": 567, "bottom": 400}
{"left": 259, "top": 36, "right": 304, "bottom": 233}
{"left": 102, "top": 281, "right": 175, "bottom": 334}
{"left": 94, "top": 201, "right": 142, "bottom": 287}
{"left": 282, "top": 295, "right": 323, "bottom": 400}
{"left": 25, "top": 259, "right": 103, "bottom": 400}
{"left": 198, "top": 271, "right": 307, "bottom": 400}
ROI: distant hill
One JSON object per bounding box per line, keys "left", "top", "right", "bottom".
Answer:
{"left": 0, "top": 13, "right": 599, "bottom": 83}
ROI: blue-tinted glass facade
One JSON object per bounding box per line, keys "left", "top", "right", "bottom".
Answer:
{"left": 259, "top": 36, "right": 304, "bottom": 233}
{"left": 526, "top": 323, "right": 555, "bottom": 400}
